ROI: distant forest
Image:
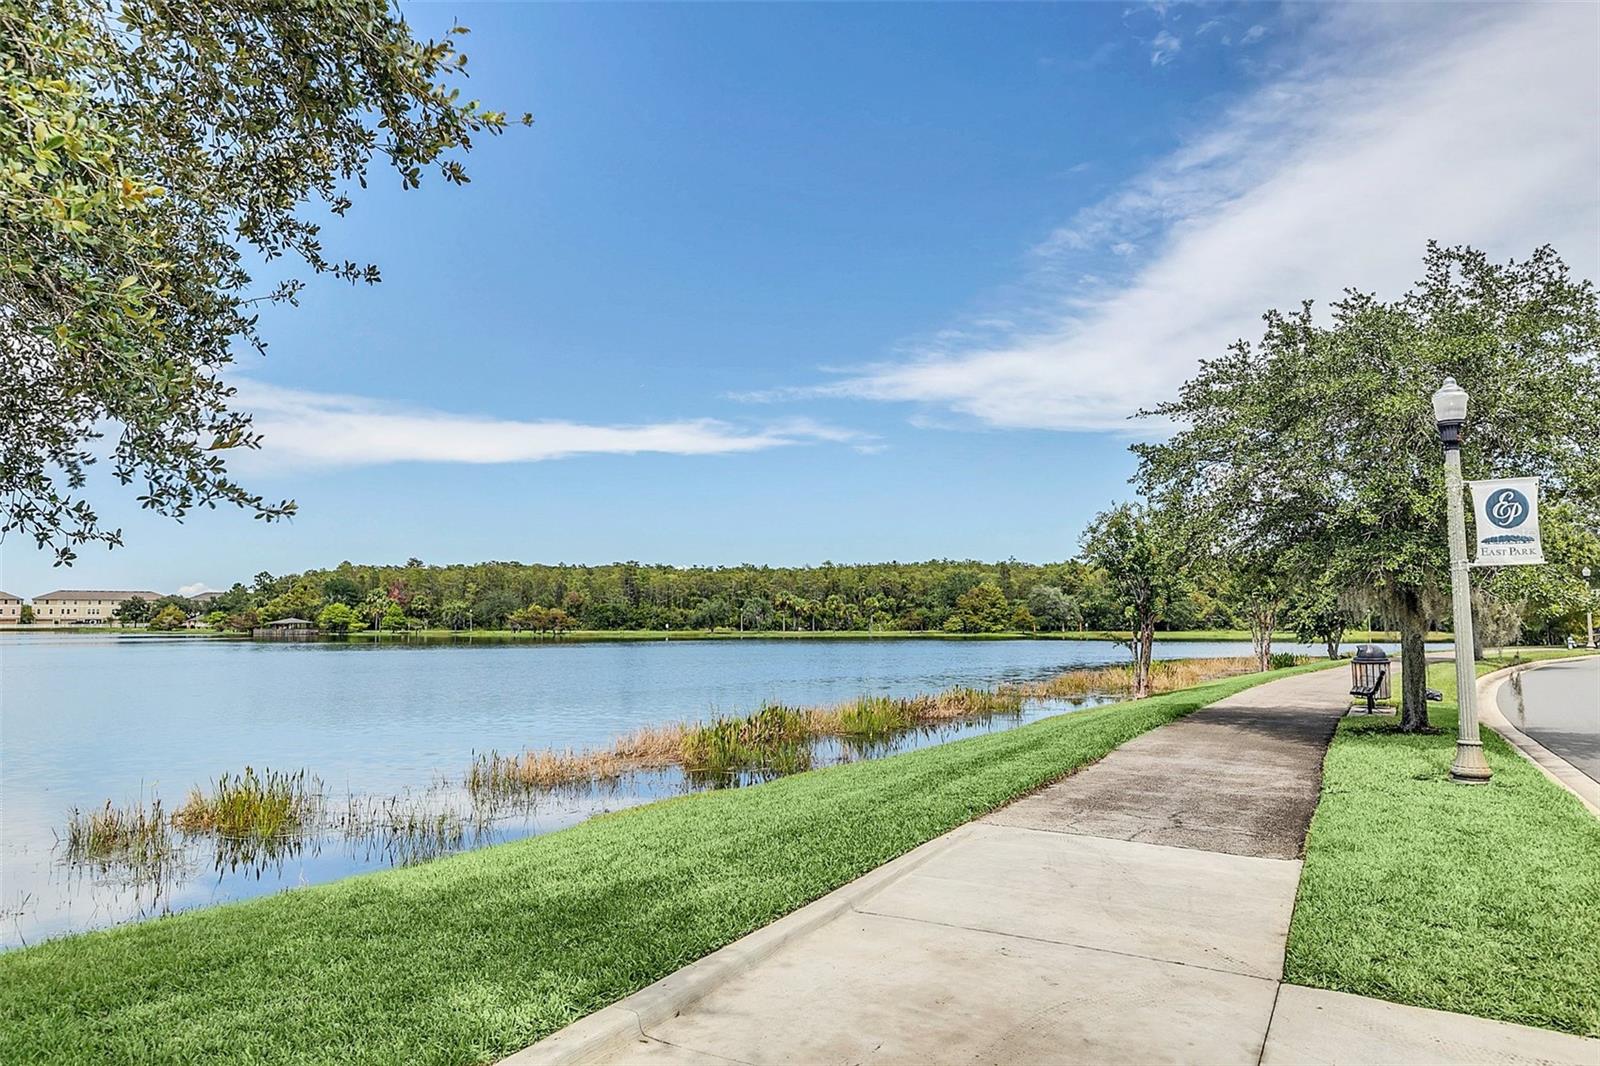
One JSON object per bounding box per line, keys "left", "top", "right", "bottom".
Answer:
{"left": 194, "top": 558, "right": 1263, "bottom": 635}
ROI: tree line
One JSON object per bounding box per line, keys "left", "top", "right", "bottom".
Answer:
{"left": 187, "top": 557, "right": 1245, "bottom": 637}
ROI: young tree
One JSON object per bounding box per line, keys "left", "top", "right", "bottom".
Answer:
{"left": 1231, "top": 564, "right": 1290, "bottom": 672}
{"left": 3, "top": 1, "right": 529, "bottom": 564}
{"left": 225, "top": 608, "right": 260, "bottom": 633}
{"left": 440, "top": 599, "right": 471, "bottom": 631}
{"left": 316, "top": 603, "right": 356, "bottom": 634}
{"left": 1080, "top": 501, "right": 1203, "bottom": 698}
{"left": 1136, "top": 244, "right": 1599, "bottom": 729}
{"left": 19, "top": 604, "right": 35, "bottom": 624}
{"left": 506, "top": 605, "right": 545, "bottom": 633}
{"left": 114, "top": 596, "right": 151, "bottom": 625}
{"left": 944, "top": 582, "right": 1012, "bottom": 633}
{"left": 147, "top": 604, "right": 187, "bottom": 630}
{"left": 358, "top": 590, "right": 391, "bottom": 632}
{"left": 739, "top": 597, "right": 771, "bottom": 632}
{"left": 1026, "top": 585, "right": 1080, "bottom": 633}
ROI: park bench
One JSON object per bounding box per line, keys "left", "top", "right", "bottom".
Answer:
{"left": 1350, "top": 664, "right": 1387, "bottom": 714}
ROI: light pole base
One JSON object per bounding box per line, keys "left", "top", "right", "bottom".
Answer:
{"left": 1450, "top": 740, "right": 1492, "bottom": 784}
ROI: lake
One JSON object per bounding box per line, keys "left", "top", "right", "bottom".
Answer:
{"left": 0, "top": 633, "right": 1381, "bottom": 948}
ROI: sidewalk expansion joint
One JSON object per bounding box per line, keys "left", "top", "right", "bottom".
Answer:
{"left": 1256, "top": 982, "right": 1284, "bottom": 1066}
{"left": 849, "top": 904, "right": 1276, "bottom": 982}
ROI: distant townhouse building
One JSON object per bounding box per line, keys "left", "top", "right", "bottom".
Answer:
{"left": 0, "top": 591, "right": 22, "bottom": 624}
{"left": 31, "top": 590, "right": 162, "bottom": 626}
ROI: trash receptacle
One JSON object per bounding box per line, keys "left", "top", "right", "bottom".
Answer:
{"left": 1350, "top": 645, "right": 1390, "bottom": 700}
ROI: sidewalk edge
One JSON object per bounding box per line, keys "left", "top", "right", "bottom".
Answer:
{"left": 498, "top": 822, "right": 982, "bottom": 1065}
{"left": 1477, "top": 658, "right": 1599, "bottom": 818}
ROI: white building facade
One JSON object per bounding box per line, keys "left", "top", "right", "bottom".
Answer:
{"left": 30, "top": 590, "right": 162, "bottom": 626}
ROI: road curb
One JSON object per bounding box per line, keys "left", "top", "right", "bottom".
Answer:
{"left": 1478, "top": 657, "right": 1599, "bottom": 817}
{"left": 498, "top": 822, "right": 983, "bottom": 1065}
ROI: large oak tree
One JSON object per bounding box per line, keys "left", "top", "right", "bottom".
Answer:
{"left": 1134, "top": 244, "right": 1599, "bottom": 730}
{"left": 2, "top": 0, "right": 527, "bottom": 564}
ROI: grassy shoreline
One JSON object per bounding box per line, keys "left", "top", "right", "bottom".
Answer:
{"left": 0, "top": 624, "right": 1456, "bottom": 643}
{"left": 0, "top": 662, "right": 1334, "bottom": 1064}
{"left": 1286, "top": 656, "right": 1600, "bottom": 1036}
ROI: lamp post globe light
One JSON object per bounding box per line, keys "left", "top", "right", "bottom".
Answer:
{"left": 1432, "top": 377, "right": 1491, "bottom": 783}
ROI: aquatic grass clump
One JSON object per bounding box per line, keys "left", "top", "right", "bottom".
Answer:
{"left": 680, "top": 702, "right": 813, "bottom": 778}
{"left": 467, "top": 722, "right": 687, "bottom": 797}
{"left": 835, "top": 695, "right": 917, "bottom": 735}
{"left": 172, "top": 767, "right": 323, "bottom": 840}
{"left": 63, "top": 798, "right": 175, "bottom": 871}
{"left": 469, "top": 749, "right": 615, "bottom": 795}
{"left": 925, "top": 686, "right": 1024, "bottom": 719}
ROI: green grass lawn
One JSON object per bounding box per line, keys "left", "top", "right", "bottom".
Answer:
{"left": 1286, "top": 657, "right": 1600, "bottom": 1036}
{"left": 0, "top": 662, "right": 1332, "bottom": 1065}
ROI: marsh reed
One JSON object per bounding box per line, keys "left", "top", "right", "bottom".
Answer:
{"left": 468, "top": 720, "right": 687, "bottom": 796}
{"left": 63, "top": 798, "right": 176, "bottom": 872}
{"left": 171, "top": 767, "right": 323, "bottom": 839}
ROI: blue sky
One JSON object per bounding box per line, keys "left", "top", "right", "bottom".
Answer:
{"left": 4, "top": 1, "right": 1597, "bottom": 597}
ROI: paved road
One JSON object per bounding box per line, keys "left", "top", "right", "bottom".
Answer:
{"left": 1497, "top": 656, "right": 1600, "bottom": 783}
{"left": 516, "top": 668, "right": 1599, "bottom": 1066}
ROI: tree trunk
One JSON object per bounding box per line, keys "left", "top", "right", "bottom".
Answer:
{"left": 1132, "top": 618, "right": 1155, "bottom": 698}
{"left": 1397, "top": 589, "right": 1430, "bottom": 732}
{"left": 1325, "top": 624, "right": 1345, "bottom": 661}
{"left": 1250, "top": 605, "right": 1276, "bottom": 671}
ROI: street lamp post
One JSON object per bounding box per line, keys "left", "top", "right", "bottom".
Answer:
{"left": 1584, "top": 566, "right": 1595, "bottom": 649}
{"left": 1433, "top": 377, "right": 1491, "bottom": 784}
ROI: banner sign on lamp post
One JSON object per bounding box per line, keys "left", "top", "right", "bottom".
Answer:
{"left": 1469, "top": 477, "right": 1544, "bottom": 566}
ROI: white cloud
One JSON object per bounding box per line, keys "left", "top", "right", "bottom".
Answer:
{"left": 1150, "top": 30, "right": 1182, "bottom": 66}
{"left": 1239, "top": 24, "right": 1267, "bottom": 45}
{"left": 230, "top": 382, "right": 872, "bottom": 469}
{"left": 808, "top": 3, "right": 1599, "bottom": 432}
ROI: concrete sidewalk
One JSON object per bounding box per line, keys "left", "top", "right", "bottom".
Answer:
{"left": 514, "top": 667, "right": 1599, "bottom": 1066}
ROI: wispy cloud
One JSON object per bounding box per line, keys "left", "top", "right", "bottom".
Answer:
{"left": 1149, "top": 30, "right": 1182, "bottom": 66}
{"left": 798, "top": 3, "right": 1599, "bottom": 432}
{"left": 231, "top": 382, "right": 874, "bottom": 469}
